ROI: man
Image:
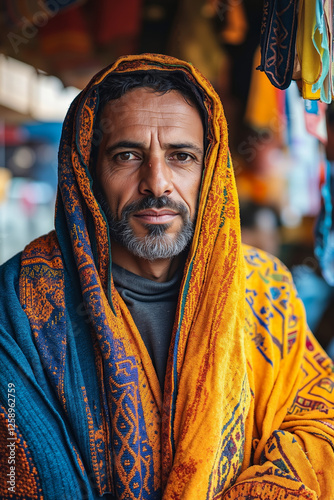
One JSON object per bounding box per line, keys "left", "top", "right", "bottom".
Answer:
{"left": 0, "top": 54, "right": 334, "bottom": 499}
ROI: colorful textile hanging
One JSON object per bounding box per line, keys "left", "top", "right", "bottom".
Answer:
{"left": 257, "top": 0, "right": 299, "bottom": 89}
{"left": 259, "top": 0, "right": 334, "bottom": 103}
{"left": 245, "top": 45, "right": 285, "bottom": 135}
{"left": 296, "top": 0, "right": 333, "bottom": 103}
{"left": 285, "top": 82, "right": 322, "bottom": 216}
{"left": 304, "top": 99, "right": 328, "bottom": 143}
{"left": 315, "top": 160, "right": 334, "bottom": 285}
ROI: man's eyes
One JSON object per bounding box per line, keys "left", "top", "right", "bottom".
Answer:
{"left": 114, "top": 152, "right": 140, "bottom": 161}
{"left": 169, "top": 152, "right": 195, "bottom": 163}
{"left": 112, "top": 151, "right": 195, "bottom": 163}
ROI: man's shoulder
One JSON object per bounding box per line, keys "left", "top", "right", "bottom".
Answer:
{"left": 0, "top": 251, "right": 22, "bottom": 290}
{"left": 19, "top": 231, "right": 59, "bottom": 262}
{"left": 0, "top": 231, "right": 60, "bottom": 299}
{"left": 241, "top": 244, "right": 308, "bottom": 365}
{"left": 0, "top": 252, "right": 24, "bottom": 334}
{"left": 242, "top": 243, "right": 298, "bottom": 319}
{"left": 242, "top": 244, "right": 292, "bottom": 284}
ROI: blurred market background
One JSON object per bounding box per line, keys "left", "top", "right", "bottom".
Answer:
{"left": 0, "top": 0, "right": 334, "bottom": 353}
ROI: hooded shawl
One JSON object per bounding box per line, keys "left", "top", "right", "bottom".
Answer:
{"left": 1, "top": 54, "right": 334, "bottom": 500}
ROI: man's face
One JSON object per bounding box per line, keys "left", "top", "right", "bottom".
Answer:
{"left": 96, "top": 87, "right": 204, "bottom": 260}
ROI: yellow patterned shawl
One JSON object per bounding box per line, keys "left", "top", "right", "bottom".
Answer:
{"left": 4, "top": 54, "right": 334, "bottom": 499}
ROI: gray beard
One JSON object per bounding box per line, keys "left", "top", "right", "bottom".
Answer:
{"left": 96, "top": 192, "right": 194, "bottom": 261}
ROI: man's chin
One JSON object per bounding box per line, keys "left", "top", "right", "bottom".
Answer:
{"left": 116, "top": 226, "right": 193, "bottom": 261}
{"left": 142, "top": 222, "right": 173, "bottom": 237}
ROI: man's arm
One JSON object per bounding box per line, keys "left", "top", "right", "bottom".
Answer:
{"left": 227, "top": 247, "right": 334, "bottom": 499}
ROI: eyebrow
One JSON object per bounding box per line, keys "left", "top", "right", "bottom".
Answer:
{"left": 105, "top": 141, "right": 204, "bottom": 157}
{"left": 168, "top": 143, "right": 204, "bottom": 156}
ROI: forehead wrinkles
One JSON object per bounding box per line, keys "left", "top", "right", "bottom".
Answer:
{"left": 103, "top": 102, "right": 196, "bottom": 130}
{"left": 98, "top": 88, "right": 204, "bottom": 143}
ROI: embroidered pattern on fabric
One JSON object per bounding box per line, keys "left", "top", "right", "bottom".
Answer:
{"left": 20, "top": 233, "right": 67, "bottom": 407}
{"left": 258, "top": 0, "right": 299, "bottom": 89}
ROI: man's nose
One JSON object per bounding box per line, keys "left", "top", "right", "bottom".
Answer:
{"left": 138, "top": 155, "right": 173, "bottom": 197}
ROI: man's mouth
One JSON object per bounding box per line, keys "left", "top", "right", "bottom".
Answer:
{"left": 133, "top": 209, "right": 178, "bottom": 224}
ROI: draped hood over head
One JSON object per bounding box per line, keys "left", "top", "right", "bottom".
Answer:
{"left": 22, "top": 53, "right": 250, "bottom": 498}
{"left": 6, "top": 53, "right": 334, "bottom": 500}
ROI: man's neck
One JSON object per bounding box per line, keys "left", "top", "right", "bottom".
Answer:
{"left": 110, "top": 241, "right": 180, "bottom": 282}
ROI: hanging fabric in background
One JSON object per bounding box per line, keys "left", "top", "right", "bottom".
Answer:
{"left": 311, "top": 0, "right": 332, "bottom": 102}
{"left": 245, "top": 45, "right": 285, "bottom": 137}
{"left": 304, "top": 99, "right": 328, "bottom": 143}
{"left": 257, "top": 0, "right": 299, "bottom": 89}
{"left": 296, "top": 0, "right": 333, "bottom": 103}
{"left": 285, "top": 82, "right": 321, "bottom": 217}
{"left": 258, "top": 0, "right": 333, "bottom": 103}
{"left": 315, "top": 160, "right": 334, "bottom": 285}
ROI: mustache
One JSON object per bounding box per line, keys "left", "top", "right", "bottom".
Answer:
{"left": 122, "top": 195, "right": 189, "bottom": 219}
